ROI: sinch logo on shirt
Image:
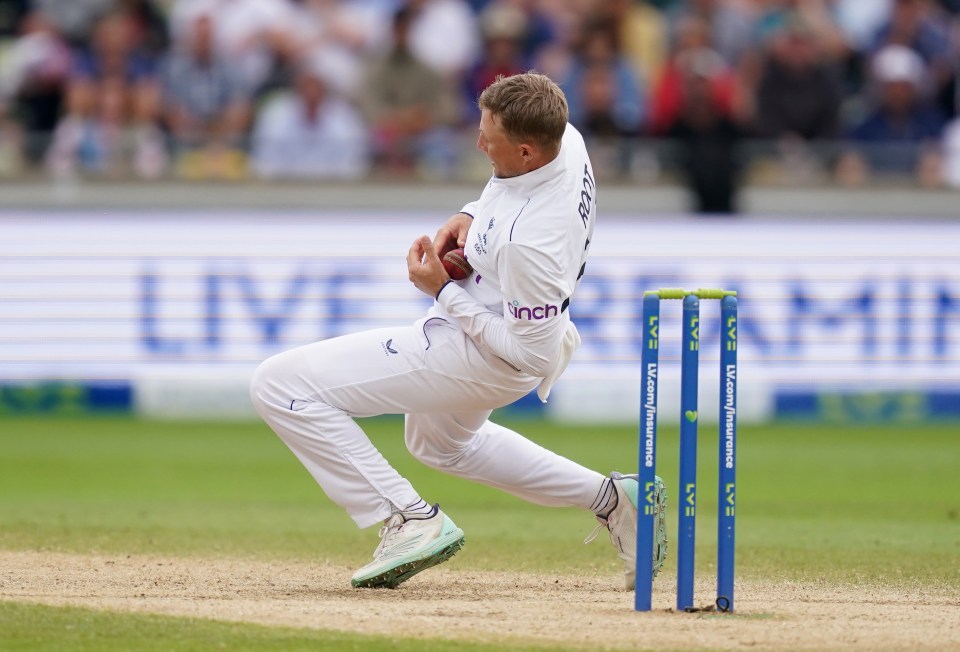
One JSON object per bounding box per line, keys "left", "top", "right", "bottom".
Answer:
{"left": 507, "top": 300, "right": 559, "bottom": 321}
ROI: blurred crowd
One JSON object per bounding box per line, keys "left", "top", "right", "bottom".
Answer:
{"left": 0, "top": 0, "right": 959, "bottom": 206}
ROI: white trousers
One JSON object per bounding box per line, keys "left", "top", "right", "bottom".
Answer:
{"left": 250, "top": 316, "right": 605, "bottom": 528}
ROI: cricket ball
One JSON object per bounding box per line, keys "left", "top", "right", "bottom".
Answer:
{"left": 442, "top": 247, "right": 472, "bottom": 281}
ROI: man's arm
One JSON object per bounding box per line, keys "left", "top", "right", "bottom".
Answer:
{"left": 407, "top": 236, "right": 566, "bottom": 377}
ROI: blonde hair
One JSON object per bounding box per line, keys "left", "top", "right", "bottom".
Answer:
{"left": 478, "top": 72, "right": 568, "bottom": 155}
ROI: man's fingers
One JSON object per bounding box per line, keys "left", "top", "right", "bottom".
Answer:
{"left": 434, "top": 230, "right": 454, "bottom": 257}
{"left": 435, "top": 213, "right": 472, "bottom": 256}
{"left": 407, "top": 237, "right": 425, "bottom": 268}
{"left": 434, "top": 226, "right": 449, "bottom": 244}
{"left": 419, "top": 235, "right": 437, "bottom": 259}
{"left": 437, "top": 231, "right": 466, "bottom": 254}
{"left": 407, "top": 236, "right": 438, "bottom": 272}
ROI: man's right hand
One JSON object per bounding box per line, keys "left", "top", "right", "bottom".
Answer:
{"left": 433, "top": 213, "right": 473, "bottom": 258}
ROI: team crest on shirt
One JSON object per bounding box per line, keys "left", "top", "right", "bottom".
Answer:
{"left": 474, "top": 216, "right": 495, "bottom": 256}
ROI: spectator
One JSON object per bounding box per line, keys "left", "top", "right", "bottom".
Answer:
{"left": 464, "top": 2, "right": 528, "bottom": 117}
{"left": 46, "top": 77, "right": 142, "bottom": 177}
{"left": 491, "top": 0, "right": 560, "bottom": 66}
{"left": 287, "top": 0, "right": 392, "bottom": 100}
{"left": 664, "top": 0, "right": 756, "bottom": 68}
{"left": 2, "top": 11, "right": 72, "bottom": 164}
{"left": 752, "top": 0, "right": 848, "bottom": 61}
{"left": 597, "top": 0, "right": 668, "bottom": 88}
{"left": 942, "top": 114, "right": 960, "bottom": 186}
{"left": 664, "top": 47, "right": 744, "bottom": 214}
{"left": 648, "top": 16, "right": 740, "bottom": 136}
{"left": 833, "top": 0, "right": 892, "bottom": 54}
{"left": 160, "top": 14, "right": 252, "bottom": 180}
{"left": 836, "top": 45, "right": 946, "bottom": 186}
{"left": 361, "top": 4, "right": 459, "bottom": 176}
{"left": 168, "top": 0, "right": 301, "bottom": 99}
{"left": 118, "top": 0, "right": 170, "bottom": 64}
{"left": 930, "top": 0, "right": 960, "bottom": 120}
{"left": 871, "top": 0, "right": 951, "bottom": 64}
{"left": 407, "top": 0, "right": 481, "bottom": 77}
{"left": 31, "top": 0, "right": 113, "bottom": 46}
{"left": 48, "top": 10, "right": 165, "bottom": 178}
{"left": 826, "top": 0, "right": 891, "bottom": 98}
{"left": 562, "top": 18, "right": 645, "bottom": 151}
{"left": 522, "top": 1, "right": 580, "bottom": 84}
{"left": 753, "top": 18, "right": 844, "bottom": 142}
{"left": 576, "top": 63, "right": 643, "bottom": 177}
{"left": 778, "top": 1, "right": 849, "bottom": 59}
{"left": 67, "top": 10, "right": 160, "bottom": 127}
{"left": 869, "top": 0, "right": 954, "bottom": 116}
{"left": 251, "top": 56, "right": 370, "bottom": 180}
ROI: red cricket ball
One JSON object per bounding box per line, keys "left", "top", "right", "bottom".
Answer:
{"left": 442, "top": 247, "right": 473, "bottom": 281}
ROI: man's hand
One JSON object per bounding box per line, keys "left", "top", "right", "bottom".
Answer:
{"left": 407, "top": 235, "right": 449, "bottom": 298}
{"left": 433, "top": 213, "right": 473, "bottom": 259}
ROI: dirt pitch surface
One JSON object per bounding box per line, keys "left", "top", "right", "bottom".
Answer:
{"left": 2, "top": 551, "right": 959, "bottom": 651}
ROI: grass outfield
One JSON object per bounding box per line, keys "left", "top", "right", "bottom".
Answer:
{"left": 1, "top": 415, "right": 958, "bottom": 649}
{"left": 0, "top": 601, "right": 574, "bottom": 652}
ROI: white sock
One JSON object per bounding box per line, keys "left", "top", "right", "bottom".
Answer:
{"left": 590, "top": 477, "right": 618, "bottom": 519}
{"left": 400, "top": 498, "right": 436, "bottom": 518}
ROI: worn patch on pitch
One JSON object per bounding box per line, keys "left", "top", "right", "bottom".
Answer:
{"left": 1, "top": 550, "right": 958, "bottom": 650}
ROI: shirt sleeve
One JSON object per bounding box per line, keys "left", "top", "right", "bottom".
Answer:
{"left": 436, "top": 241, "right": 568, "bottom": 377}
{"left": 459, "top": 199, "right": 481, "bottom": 218}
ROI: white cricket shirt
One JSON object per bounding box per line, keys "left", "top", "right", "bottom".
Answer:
{"left": 434, "top": 124, "right": 597, "bottom": 379}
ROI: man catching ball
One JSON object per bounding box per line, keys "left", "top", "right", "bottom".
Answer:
{"left": 250, "top": 72, "right": 666, "bottom": 590}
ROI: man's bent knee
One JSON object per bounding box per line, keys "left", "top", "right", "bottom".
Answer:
{"left": 404, "top": 415, "right": 474, "bottom": 469}
{"left": 249, "top": 353, "right": 287, "bottom": 415}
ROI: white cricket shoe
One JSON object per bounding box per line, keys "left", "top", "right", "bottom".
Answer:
{"left": 586, "top": 473, "right": 667, "bottom": 590}
{"left": 351, "top": 504, "right": 465, "bottom": 588}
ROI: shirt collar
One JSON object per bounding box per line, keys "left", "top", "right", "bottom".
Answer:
{"left": 490, "top": 141, "right": 566, "bottom": 192}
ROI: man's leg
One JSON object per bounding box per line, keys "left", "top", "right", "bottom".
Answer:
{"left": 405, "top": 411, "right": 608, "bottom": 510}
{"left": 250, "top": 317, "right": 656, "bottom": 587}
{"left": 249, "top": 317, "right": 557, "bottom": 588}
{"left": 250, "top": 325, "right": 428, "bottom": 528}
{"left": 396, "top": 319, "right": 659, "bottom": 589}
{"left": 248, "top": 317, "right": 549, "bottom": 527}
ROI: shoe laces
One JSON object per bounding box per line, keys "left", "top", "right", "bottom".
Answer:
{"left": 372, "top": 504, "right": 440, "bottom": 559}
{"left": 372, "top": 513, "right": 405, "bottom": 559}
{"left": 584, "top": 477, "right": 618, "bottom": 545}
{"left": 583, "top": 523, "right": 604, "bottom": 545}
{"left": 583, "top": 513, "right": 610, "bottom": 545}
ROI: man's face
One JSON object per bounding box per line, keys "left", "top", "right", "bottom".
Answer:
{"left": 881, "top": 79, "right": 917, "bottom": 114}
{"left": 192, "top": 16, "right": 214, "bottom": 61}
{"left": 477, "top": 109, "right": 527, "bottom": 178}
{"left": 298, "top": 74, "right": 325, "bottom": 106}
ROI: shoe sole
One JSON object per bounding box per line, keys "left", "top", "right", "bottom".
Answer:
{"left": 652, "top": 476, "right": 668, "bottom": 579}
{"left": 351, "top": 533, "right": 465, "bottom": 589}
{"left": 618, "top": 474, "right": 668, "bottom": 588}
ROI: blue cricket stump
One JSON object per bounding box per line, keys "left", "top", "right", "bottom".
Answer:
{"left": 717, "top": 294, "right": 738, "bottom": 611}
{"left": 635, "top": 293, "right": 661, "bottom": 612}
{"left": 677, "top": 293, "right": 700, "bottom": 611}
{"left": 634, "top": 288, "right": 738, "bottom": 613}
